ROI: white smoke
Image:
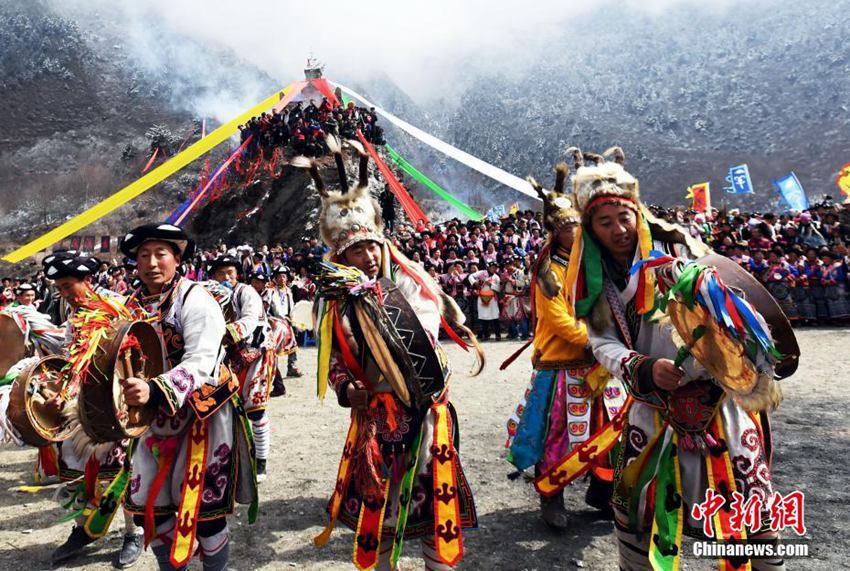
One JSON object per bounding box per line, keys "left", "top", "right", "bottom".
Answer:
{"left": 47, "top": 0, "right": 758, "bottom": 121}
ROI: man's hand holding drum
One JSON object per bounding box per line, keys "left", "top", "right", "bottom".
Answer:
{"left": 121, "top": 376, "right": 150, "bottom": 407}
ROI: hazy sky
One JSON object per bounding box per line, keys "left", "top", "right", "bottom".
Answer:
{"left": 53, "top": 0, "right": 752, "bottom": 106}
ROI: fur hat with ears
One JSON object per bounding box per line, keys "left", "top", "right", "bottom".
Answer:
{"left": 527, "top": 162, "right": 580, "bottom": 234}
{"left": 566, "top": 146, "right": 640, "bottom": 220}
{"left": 291, "top": 136, "right": 383, "bottom": 256}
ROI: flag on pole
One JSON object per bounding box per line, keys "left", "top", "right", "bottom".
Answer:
{"left": 686, "top": 182, "right": 711, "bottom": 213}
{"left": 486, "top": 204, "right": 506, "bottom": 222}
{"left": 772, "top": 172, "right": 809, "bottom": 211}
{"left": 725, "top": 164, "right": 754, "bottom": 194}
{"left": 836, "top": 162, "right": 850, "bottom": 197}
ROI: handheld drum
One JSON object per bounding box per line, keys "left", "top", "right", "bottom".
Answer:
{"left": 7, "top": 355, "right": 76, "bottom": 447}
{"left": 78, "top": 320, "right": 165, "bottom": 442}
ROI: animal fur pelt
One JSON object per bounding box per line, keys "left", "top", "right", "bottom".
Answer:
{"left": 62, "top": 400, "right": 115, "bottom": 462}
{"left": 388, "top": 245, "right": 485, "bottom": 375}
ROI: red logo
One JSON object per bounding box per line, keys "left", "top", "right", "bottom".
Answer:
{"left": 692, "top": 489, "right": 807, "bottom": 538}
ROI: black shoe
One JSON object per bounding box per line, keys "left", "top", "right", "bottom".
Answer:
{"left": 115, "top": 533, "right": 143, "bottom": 568}
{"left": 540, "top": 492, "right": 569, "bottom": 531}
{"left": 256, "top": 458, "right": 267, "bottom": 483}
{"left": 286, "top": 367, "right": 303, "bottom": 378}
{"left": 52, "top": 526, "right": 96, "bottom": 565}
{"left": 585, "top": 475, "right": 614, "bottom": 520}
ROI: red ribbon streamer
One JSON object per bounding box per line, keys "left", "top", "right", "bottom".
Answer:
{"left": 175, "top": 135, "right": 253, "bottom": 225}
{"left": 309, "top": 77, "right": 430, "bottom": 227}
{"left": 142, "top": 148, "right": 160, "bottom": 173}
{"left": 356, "top": 130, "right": 430, "bottom": 228}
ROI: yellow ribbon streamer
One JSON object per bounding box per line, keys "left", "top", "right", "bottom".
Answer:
{"left": 3, "top": 83, "right": 296, "bottom": 263}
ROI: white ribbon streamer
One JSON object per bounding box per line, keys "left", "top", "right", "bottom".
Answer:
{"left": 330, "top": 81, "right": 541, "bottom": 202}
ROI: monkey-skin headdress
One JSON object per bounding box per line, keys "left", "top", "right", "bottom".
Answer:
{"left": 528, "top": 162, "right": 581, "bottom": 235}
{"left": 290, "top": 135, "right": 383, "bottom": 257}
{"left": 563, "top": 146, "right": 708, "bottom": 318}
{"left": 293, "top": 136, "right": 485, "bottom": 379}
{"left": 526, "top": 163, "right": 581, "bottom": 300}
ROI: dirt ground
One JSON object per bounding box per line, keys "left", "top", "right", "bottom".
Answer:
{"left": 0, "top": 328, "right": 847, "bottom": 570}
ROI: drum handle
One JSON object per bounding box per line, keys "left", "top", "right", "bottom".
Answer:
{"left": 122, "top": 350, "right": 136, "bottom": 379}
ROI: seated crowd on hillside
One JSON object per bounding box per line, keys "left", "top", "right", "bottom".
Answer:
{"left": 237, "top": 97, "right": 385, "bottom": 159}
{"left": 5, "top": 198, "right": 849, "bottom": 337}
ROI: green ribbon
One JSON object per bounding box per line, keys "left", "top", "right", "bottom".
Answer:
{"left": 390, "top": 424, "right": 425, "bottom": 568}
{"left": 666, "top": 263, "right": 703, "bottom": 310}
{"left": 626, "top": 430, "right": 666, "bottom": 532}
{"left": 648, "top": 434, "right": 681, "bottom": 570}
{"left": 84, "top": 467, "right": 130, "bottom": 538}
{"left": 575, "top": 231, "right": 604, "bottom": 318}
{"left": 58, "top": 482, "right": 88, "bottom": 523}
{"left": 385, "top": 144, "right": 484, "bottom": 221}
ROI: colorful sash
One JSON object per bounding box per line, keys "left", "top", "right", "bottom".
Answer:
{"left": 170, "top": 417, "right": 209, "bottom": 567}
{"left": 534, "top": 398, "right": 631, "bottom": 496}
{"left": 84, "top": 439, "right": 137, "bottom": 538}
{"left": 353, "top": 480, "right": 390, "bottom": 570}
{"left": 390, "top": 425, "right": 425, "bottom": 568}
{"left": 705, "top": 416, "right": 751, "bottom": 571}
{"left": 314, "top": 413, "right": 360, "bottom": 547}
{"left": 432, "top": 403, "right": 463, "bottom": 566}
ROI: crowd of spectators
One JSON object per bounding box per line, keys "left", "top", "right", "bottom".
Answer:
{"left": 5, "top": 198, "right": 849, "bottom": 339}
{"left": 237, "top": 98, "right": 385, "bottom": 160}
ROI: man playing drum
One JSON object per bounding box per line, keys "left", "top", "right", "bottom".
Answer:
{"left": 39, "top": 251, "right": 144, "bottom": 567}
{"left": 119, "top": 224, "right": 256, "bottom": 571}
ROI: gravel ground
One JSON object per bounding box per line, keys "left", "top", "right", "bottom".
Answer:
{"left": 0, "top": 328, "right": 846, "bottom": 570}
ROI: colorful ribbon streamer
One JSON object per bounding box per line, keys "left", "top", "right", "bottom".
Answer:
{"left": 330, "top": 81, "right": 539, "bottom": 201}
{"left": 356, "top": 130, "right": 430, "bottom": 227}
{"left": 385, "top": 144, "right": 483, "bottom": 221}
{"left": 166, "top": 135, "right": 253, "bottom": 225}
{"left": 3, "top": 83, "right": 297, "bottom": 263}
{"left": 141, "top": 147, "right": 160, "bottom": 173}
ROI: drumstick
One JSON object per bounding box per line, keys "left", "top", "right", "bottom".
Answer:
{"left": 120, "top": 349, "right": 139, "bottom": 424}
{"left": 122, "top": 350, "right": 135, "bottom": 379}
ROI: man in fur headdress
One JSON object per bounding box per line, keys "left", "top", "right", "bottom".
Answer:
{"left": 503, "top": 164, "right": 626, "bottom": 530}
{"left": 296, "top": 136, "right": 483, "bottom": 570}
{"left": 563, "top": 148, "right": 787, "bottom": 570}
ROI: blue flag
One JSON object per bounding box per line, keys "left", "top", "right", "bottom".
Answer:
{"left": 486, "top": 204, "right": 506, "bottom": 222}
{"left": 772, "top": 172, "right": 809, "bottom": 211}
{"left": 725, "top": 164, "right": 754, "bottom": 194}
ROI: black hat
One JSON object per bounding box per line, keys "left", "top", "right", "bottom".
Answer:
{"left": 207, "top": 255, "right": 243, "bottom": 275}
{"left": 14, "top": 283, "right": 35, "bottom": 295}
{"left": 42, "top": 251, "right": 100, "bottom": 280}
{"left": 120, "top": 223, "right": 194, "bottom": 259}
{"left": 249, "top": 269, "right": 270, "bottom": 282}
{"left": 272, "top": 265, "right": 291, "bottom": 277}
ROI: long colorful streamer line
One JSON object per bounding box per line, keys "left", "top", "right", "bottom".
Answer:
{"left": 3, "top": 83, "right": 298, "bottom": 263}
{"left": 385, "top": 144, "right": 483, "bottom": 221}
{"left": 330, "top": 81, "right": 539, "bottom": 201}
